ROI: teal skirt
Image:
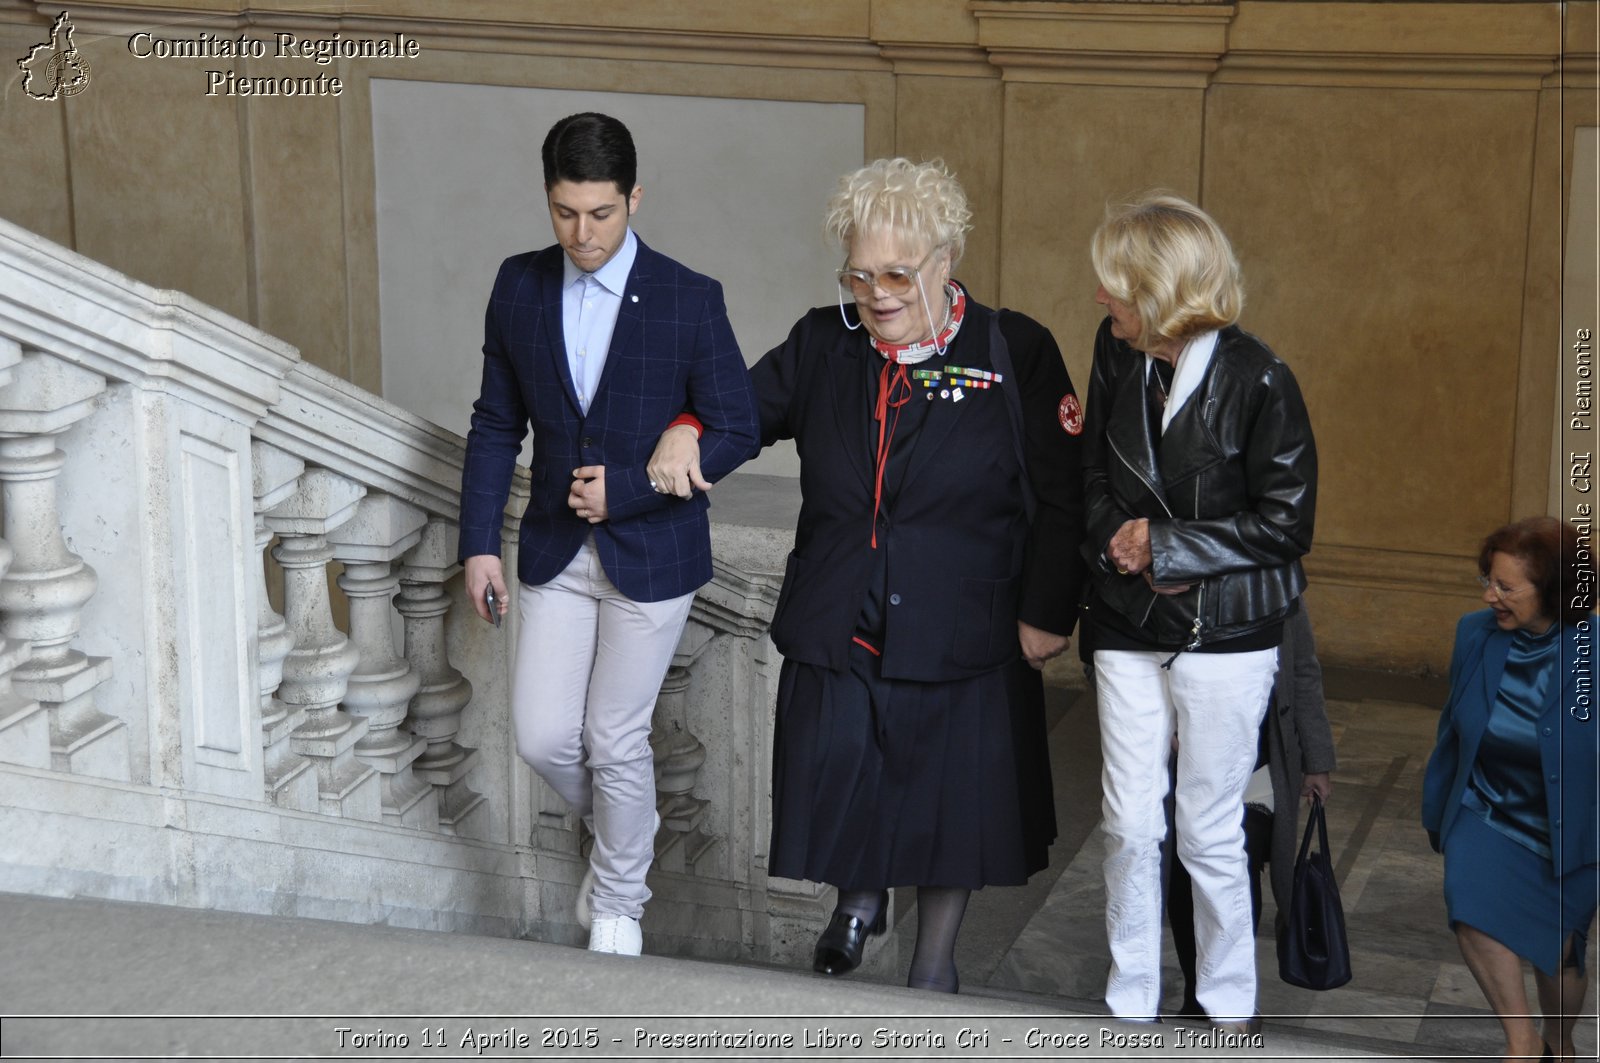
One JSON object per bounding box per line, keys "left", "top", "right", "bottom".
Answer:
{"left": 1443, "top": 806, "right": 1598, "bottom": 977}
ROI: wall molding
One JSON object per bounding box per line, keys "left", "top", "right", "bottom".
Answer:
{"left": 1213, "top": 53, "right": 1555, "bottom": 91}
{"left": 975, "top": 1, "right": 1232, "bottom": 87}
{"left": 1304, "top": 543, "right": 1478, "bottom": 600}
{"left": 44, "top": 0, "right": 1581, "bottom": 90}
{"left": 878, "top": 44, "right": 998, "bottom": 79}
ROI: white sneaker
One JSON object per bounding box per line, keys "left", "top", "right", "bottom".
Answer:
{"left": 575, "top": 811, "right": 659, "bottom": 931}
{"left": 587, "top": 915, "right": 642, "bottom": 955}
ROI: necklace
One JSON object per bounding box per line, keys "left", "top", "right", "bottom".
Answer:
{"left": 1150, "top": 359, "right": 1173, "bottom": 408}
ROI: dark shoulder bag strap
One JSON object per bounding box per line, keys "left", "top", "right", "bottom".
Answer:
{"left": 989, "top": 311, "right": 1035, "bottom": 523}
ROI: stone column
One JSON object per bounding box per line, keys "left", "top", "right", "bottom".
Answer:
{"left": 397, "top": 521, "right": 487, "bottom": 840}
{"left": 265, "top": 467, "right": 379, "bottom": 821}
{"left": 328, "top": 492, "right": 436, "bottom": 829}
{"left": 250, "top": 441, "right": 316, "bottom": 811}
{"left": 0, "top": 352, "right": 126, "bottom": 780}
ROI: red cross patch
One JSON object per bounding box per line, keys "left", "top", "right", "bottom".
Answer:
{"left": 1058, "top": 393, "right": 1084, "bottom": 435}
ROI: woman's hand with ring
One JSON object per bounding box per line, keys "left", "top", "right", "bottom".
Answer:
{"left": 1107, "top": 518, "right": 1154, "bottom": 575}
{"left": 646, "top": 424, "right": 709, "bottom": 499}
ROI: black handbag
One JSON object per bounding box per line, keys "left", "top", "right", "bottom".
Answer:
{"left": 1277, "top": 793, "right": 1353, "bottom": 990}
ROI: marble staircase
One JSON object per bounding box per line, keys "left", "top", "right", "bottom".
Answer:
{"left": 0, "top": 216, "right": 852, "bottom": 971}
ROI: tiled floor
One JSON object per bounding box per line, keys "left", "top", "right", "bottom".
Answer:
{"left": 865, "top": 669, "right": 1600, "bottom": 1059}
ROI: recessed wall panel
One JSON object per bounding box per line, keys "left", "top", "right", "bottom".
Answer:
{"left": 372, "top": 81, "right": 866, "bottom": 479}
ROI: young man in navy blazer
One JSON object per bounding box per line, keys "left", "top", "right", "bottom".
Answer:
{"left": 457, "top": 112, "right": 758, "bottom": 955}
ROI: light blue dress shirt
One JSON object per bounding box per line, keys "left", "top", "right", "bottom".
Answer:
{"left": 561, "top": 228, "right": 637, "bottom": 414}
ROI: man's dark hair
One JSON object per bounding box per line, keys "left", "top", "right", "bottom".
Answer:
{"left": 541, "top": 112, "right": 637, "bottom": 197}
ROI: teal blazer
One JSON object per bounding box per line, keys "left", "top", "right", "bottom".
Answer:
{"left": 1422, "top": 608, "right": 1598, "bottom": 877}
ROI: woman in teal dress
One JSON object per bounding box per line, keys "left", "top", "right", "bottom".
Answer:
{"left": 1422, "top": 516, "right": 1598, "bottom": 1063}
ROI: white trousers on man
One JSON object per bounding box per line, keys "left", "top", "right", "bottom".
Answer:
{"left": 1094, "top": 646, "right": 1278, "bottom": 1023}
{"left": 512, "top": 537, "right": 694, "bottom": 921}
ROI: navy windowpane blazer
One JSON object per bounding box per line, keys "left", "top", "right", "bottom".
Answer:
{"left": 457, "top": 237, "right": 759, "bottom": 602}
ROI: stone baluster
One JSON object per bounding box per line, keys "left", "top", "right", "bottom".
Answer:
{"left": 0, "top": 339, "right": 45, "bottom": 768}
{"left": 0, "top": 338, "right": 17, "bottom": 390}
{"left": 328, "top": 492, "right": 437, "bottom": 829}
{"left": 650, "top": 664, "right": 712, "bottom": 874}
{"left": 264, "top": 467, "right": 379, "bottom": 821}
{"left": 0, "top": 536, "right": 47, "bottom": 769}
{"left": 397, "top": 521, "right": 487, "bottom": 839}
{"left": 249, "top": 441, "right": 316, "bottom": 811}
{"left": 0, "top": 351, "right": 126, "bottom": 779}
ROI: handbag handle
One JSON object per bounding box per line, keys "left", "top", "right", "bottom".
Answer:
{"left": 1297, "top": 791, "right": 1331, "bottom": 865}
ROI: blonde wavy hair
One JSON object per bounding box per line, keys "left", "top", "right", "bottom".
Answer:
{"left": 824, "top": 157, "right": 971, "bottom": 265}
{"left": 1091, "top": 192, "right": 1244, "bottom": 348}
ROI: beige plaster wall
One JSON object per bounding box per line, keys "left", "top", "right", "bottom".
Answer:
{"left": 1, "top": 0, "right": 1587, "bottom": 674}
{"left": 45, "top": 17, "right": 254, "bottom": 322}
{"left": 1204, "top": 84, "right": 1541, "bottom": 668}
{"left": 243, "top": 49, "right": 363, "bottom": 388}
{"left": 892, "top": 72, "right": 1004, "bottom": 298}
{"left": 0, "top": 11, "right": 73, "bottom": 246}
{"left": 999, "top": 81, "right": 1206, "bottom": 387}
{"left": 1207, "top": 84, "right": 1536, "bottom": 558}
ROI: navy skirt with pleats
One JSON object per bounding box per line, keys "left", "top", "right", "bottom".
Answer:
{"left": 766, "top": 641, "right": 1056, "bottom": 891}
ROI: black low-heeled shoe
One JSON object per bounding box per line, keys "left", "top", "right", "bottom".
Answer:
{"left": 812, "top": 903, "right": 887, "bottom": 975}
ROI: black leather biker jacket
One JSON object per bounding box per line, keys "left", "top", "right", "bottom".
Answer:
{"left": 1081, "top": 319, "right": 1317, "bottom": 650}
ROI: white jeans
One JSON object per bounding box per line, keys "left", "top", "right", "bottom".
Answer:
{"left": 512, "top": 537, "right": 694, "bottom": 920}
{"left": 1094, "top": 647, "right": 1278, "bottom": 1022}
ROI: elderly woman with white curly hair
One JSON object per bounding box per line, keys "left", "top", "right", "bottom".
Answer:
{"left": 649, "top": 158, "right": 1087, "bottom": 992}
{"left": 1082, "top": 192, "right": 1317, "bottom": 1029}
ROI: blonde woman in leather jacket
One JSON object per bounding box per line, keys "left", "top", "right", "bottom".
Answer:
{"left": 1080, "top": 192, "right": 1317, "bottom": 1031}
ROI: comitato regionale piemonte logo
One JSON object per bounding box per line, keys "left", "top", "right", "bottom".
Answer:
{"left": 18, "top": 11, "right": 91, "bottom": 101}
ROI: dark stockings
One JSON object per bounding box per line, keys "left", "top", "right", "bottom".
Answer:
{"left": 834, "top": 888, "right": 885, "bottom": 927}
{"left": 908, "top": 886, "right": 971, "bottom": 994}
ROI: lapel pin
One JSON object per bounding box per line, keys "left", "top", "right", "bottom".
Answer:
{"left": 631, "top": 294, "right": 639, "bottom": 303}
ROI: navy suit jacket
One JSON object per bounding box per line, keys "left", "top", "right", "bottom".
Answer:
{"left": 457, "top": 237, "right": 758, "bottom": 602}
{"left": 1422, "top": 608, "right": 1599, "bottom": 878}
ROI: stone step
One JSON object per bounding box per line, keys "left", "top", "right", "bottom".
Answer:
{"left": 0, "top": 891, "right": 1444, "bottom": 1060}
{"left": 0, "top": 696, "right": 48, "bottom": 770}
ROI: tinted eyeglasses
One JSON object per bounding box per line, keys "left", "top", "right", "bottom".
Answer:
{"left": 837, "top": 248, "right": 940, "bottom": 300}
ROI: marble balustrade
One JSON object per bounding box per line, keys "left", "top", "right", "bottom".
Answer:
{"left": 0, "top": 216, "right": 816, "bottom": 962}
